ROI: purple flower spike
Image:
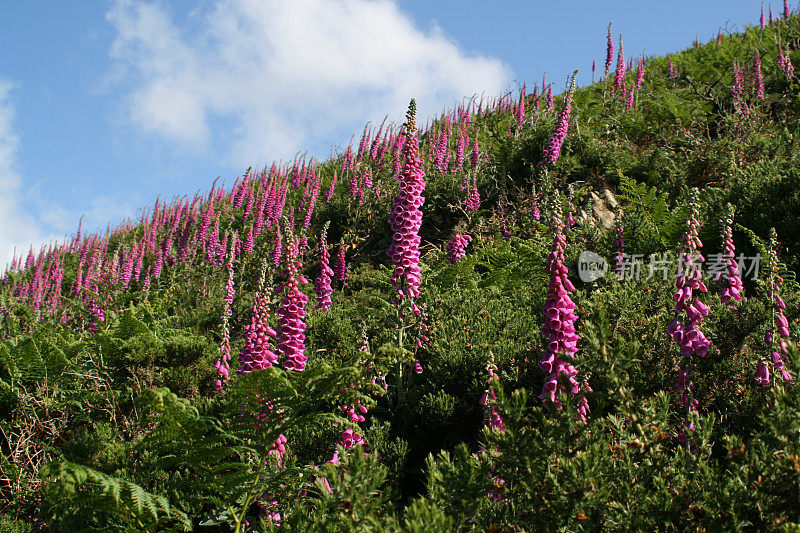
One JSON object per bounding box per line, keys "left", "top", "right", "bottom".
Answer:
{"left": 447, "top": 234, "right": 471, "bottom": 264}
{"left": 238, "top": 291, "right": 279, "bottom": 375}
{"left": 755, "top": 361, "right": 770, "bottom": 385}
{"left": 465, "top": 184, "right": 481, "bottom": 211}
{"left": 761, "top": 229, "right": 794, "bottom": 384}
{"left": 718, "top": 207, "right": 744, "bottom": 307}
{"left": 481, "top": 353, "right": 505, "bottom": 431}
{"left": 539, "top": 72, "right": 577, "bottom": 166}
{"left": 388, "top": 100, "right": 426, "bottom": 301}
{"left": 314, "top": 223, "right": 334, "bottom": 311}
{"left": 605, "top": 22, "right": 614, "bottom": 71}
{"left": 779, "top": 41, "right": 795, "bottom": 79}
{"left": 613, "top": 211, "right": 625, "bottom": 277}
{"left": 335, "top": 244, "right": 348, "bottom": 283}
{"left": 538, "top": 195, "right": 588, "bottom": 425}
{"left": 613, "top": 34, "right": 625, "bottom": 93}
{"left": 753, "top": 48, "right": 764, "bottom": 99}
{"left": 669, "top": 189, "right": 711, "bottom": 445}
{"left": 278, "top": 236, "right": 309, "bottom": 372}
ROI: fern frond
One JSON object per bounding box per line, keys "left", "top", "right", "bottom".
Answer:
{"left": 40, "top": 460, "right": 192, "bottom": 531}
{"left": 112, "top": 308, "right": 155, "bottom": 341}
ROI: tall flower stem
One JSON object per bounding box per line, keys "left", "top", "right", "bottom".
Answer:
{"left": 539, "top": 71, "right": 578, "bottom": 167}
{"left": 668, "top": 188, "right": 710, "bottom": 449}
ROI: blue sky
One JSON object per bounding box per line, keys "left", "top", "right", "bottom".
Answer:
{"left": 0, "top": 0, "right": 771, "bottom": 265}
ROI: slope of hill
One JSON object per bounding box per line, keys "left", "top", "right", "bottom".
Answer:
{"left": 2, "top": 9, "right": 800, "bottom": 532}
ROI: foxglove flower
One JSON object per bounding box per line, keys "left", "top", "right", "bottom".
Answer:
{"left": 264, "top": 433, "right": 288, "bottom": 467}
{"left": 335, "top": 244, "right": 348, "bottom": 283}
{"left": 224, "top": 238, "right": 236, "bottom": 309}
{"left": 635, "top": 57, "right": 645, "bottom": 90}
{"left": 755, "top": 361, "right": 770, "bottom": 385}
{"left": 539, "top": 195, "right": 588, "bottom": 424}
{"left": 613, "top": 211, "right": 625, "bottom": 277}
{"left": 277, "top": 236, "right": 309, "bottom": 371}
{"left": 761, "top": 229, "right": 794, "bottom": 383}
{"left": 614, "top": 34, "right": 625, "bottom": 93}
{"left": 566, "top": 202, "right": 576, "bottom": 230}
{"left": 670, "top": 189, "right": 709, "bottom": 445}
{"left": 717, "top": 206, "right": 743, "bottom": 307}
{"left": 626, "top": 86, "right": 635, "bottom": 109}
{"left": 671, "top": 192, "right": 711, "bottom": 356}
{"left": 732, "top": 60, "right": 745, "bottom": 113}
{"left": 325, "top": 172, "right": 337, "bottom": 202}
{"left": 539, "top": 73, "right": 577, "bottom": 166}
{"left": 340, "top": 428, "right": 365, "bottom": 449}
{"left": 314, "top": 223, "right": 334, "bottom": 311}
{"left": 238, "top": 291, "right": 278, "bottom": 374}
{"left": 321, "top": 427, "right": 366, "bottom": 492}
{"left": 388, "top": 100, "right": 426, "bottom": 301}
{"left": 471, "top": 135, "right": 480, "bottom": 167}
{"left": 531, "top": 193, "right": 541, "bottom": 221}
{"left": 349, "top": 166, "right": 359, "bottom": 198}
{"left": 516, "top": 84, "right": 526, "bottom": 127}
{"left": 455, "top": 132, "right": 467, "bottom": 169}
{"left": 465, "top": 184, "right": 481, "bottom": 211}
{"left": 244, "top": 227, "right": 254, "bottom": 255}
{"left": 481, "top": 353, "right": 505, "bottom": 431}
{"left": 215, "top": 312, "right": 232, "bottom": 389}
{"left": 605, "top": 22, "right": 614, "bottom": 71}
{"left": 753, "top": 48, "right": 765, "bottom": 99}
{"left": 433, "top": 130, "right": 448, "bottom": 172}
{"left": 779, "top": 42, "right": 795, "bottom": 79}
{"left": 447, "top": 234, "right": 471, "bottom": 264}
{"left": 271, "top": 229, "right": 282, "bottom": 268}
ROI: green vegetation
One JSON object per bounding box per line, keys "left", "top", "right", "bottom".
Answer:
{"left": 2, "top": 13, "right": 800, "bottom": 532}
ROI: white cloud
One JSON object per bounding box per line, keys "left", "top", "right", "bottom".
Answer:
{"left": 0, "top": 80, "right": 56, "bottom": 268}
{"left": 0, "top": 80, "right": 142, "bottom": 271}
{"left": 106, "top": 0, "right": 512, "bottom": 165}
{"left": 34, "top": 192, "right": 141, "bottom": 239}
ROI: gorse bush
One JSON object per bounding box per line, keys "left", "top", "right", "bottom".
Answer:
{"left": 2, "top": 6, "right": 800, "bottom": 531}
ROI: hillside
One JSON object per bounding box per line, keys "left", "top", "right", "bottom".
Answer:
{"left": 2, "top": 9, "right": 800, "bottom": 532}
